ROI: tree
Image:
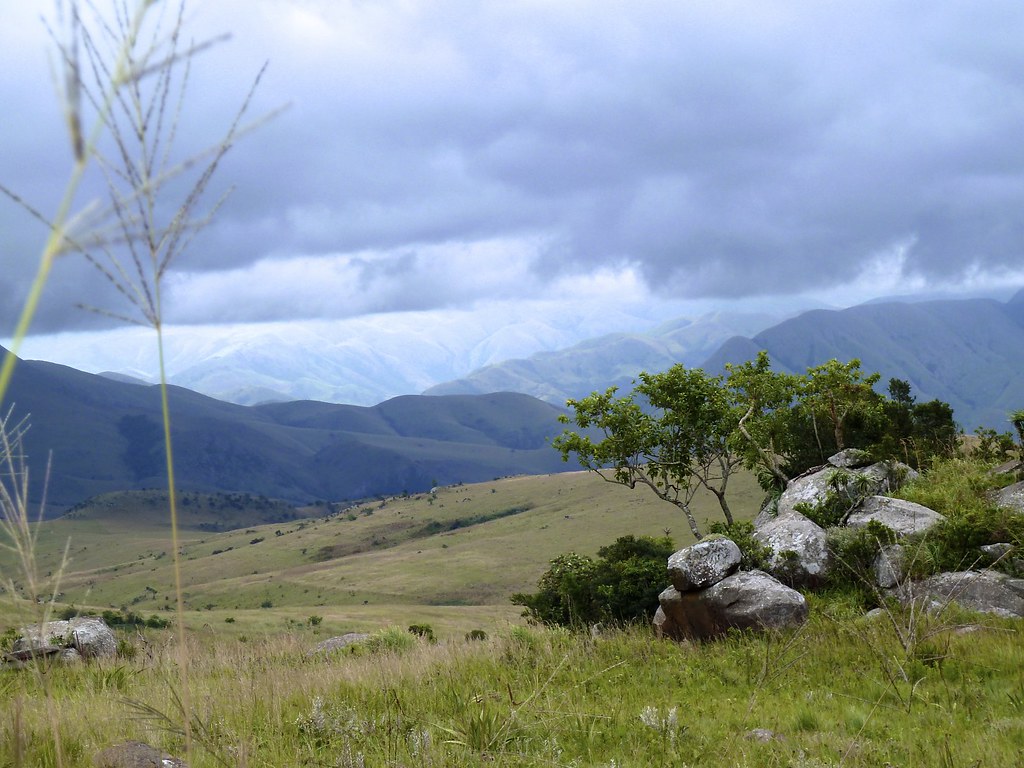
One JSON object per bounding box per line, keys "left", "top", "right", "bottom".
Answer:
{"left": 799, "top": 359, "right": 881, "bottom": 453}
{"left": 724, "top": 351, "right": 800, "bottom": 492}
{"left": 553, "top": 365, "right": 738, "bottom": 540}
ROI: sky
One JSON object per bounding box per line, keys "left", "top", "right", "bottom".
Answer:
{"left": 3, "top": 0, "right": 1024, "bottom": 379}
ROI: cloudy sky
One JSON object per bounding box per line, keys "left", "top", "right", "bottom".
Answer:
{"left": 3, "top": 1, "right": 1024, "bottom": 379}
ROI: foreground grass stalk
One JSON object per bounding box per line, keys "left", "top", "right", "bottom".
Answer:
{"left": 156, "top": 321, "right": 193, "bottom": 757}
{"left": 0, "top": 1, "right": 151, "bottom": 408}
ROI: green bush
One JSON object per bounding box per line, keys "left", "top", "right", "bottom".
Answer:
{"left": 363, "top": 626, "right": 415, "bottom": 654}
{"left": 512, "top": 535, "right": 673, "bottom": 627}
{"left": 407, "top": 623, "right": 436, "bottom": 642}
{"left": 827, "top": 521, "right": 898, "bottom": 585}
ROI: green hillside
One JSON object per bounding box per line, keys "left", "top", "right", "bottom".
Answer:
{"left": 0, "top": 469, "right": 764, "bottom": 633}
{"left": 0, "top": 347, "right": 572, "bottom": 509}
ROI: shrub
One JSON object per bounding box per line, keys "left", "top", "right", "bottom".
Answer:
{"left": 407, "top": 623, "right": 436, "bottom": 642}
{"left": 512, "top": 535, "right": 673, "bottom": 627}
{"left": 465, "top": 629, "right": 488, "bottom": 642}
{"left": 363, "top": 626, "right": 415, "bottom": 654}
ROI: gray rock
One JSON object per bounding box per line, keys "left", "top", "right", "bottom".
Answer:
{"left": 308, "top": 632, "right": 371, "bottom": 656}
{"left": 847, "top": 496, "right": 945, "bottom": 538}
{"left": 93, "top": 741, "right": 187, "bottom": 767}
{"left": 828, "top": 449, "right": 873, "bottom": 469}
{"left": 753, "top": 511, "right": 830, "bottom": 587}
{"left": 745, "top": 728, "right": 783, "bottom": 743}
{"left": 981, "top": 543, "right": 1015, "bottom": 560}
{"left": 14, "top": 617, "right": 116, "bottom": 660}
{"left": 991, "top": 459, "right": 1023, "bottom": 477}
{"left": 655, "top": 571, "right": 808, "bottom": 641}
{"left": 873, "top": 544, "right": 906, "bottom": 589}
{"left": 899, "top": 570, "right": 1024, "bottom": 617}
{"left": 776, "top": 461, "right": 917, "bottom": 519}
{"left": 994, "top": 481, "right": 1024, "bottom": 514}
{"left": 667, "top": 537, "right": 741, "bottom": 592}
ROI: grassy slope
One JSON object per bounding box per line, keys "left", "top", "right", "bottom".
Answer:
{"left": 0, "top": 469, "right": 764, "bottom": 636}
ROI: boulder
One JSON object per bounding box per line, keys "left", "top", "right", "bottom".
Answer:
{"left": 993, "top": 481, "right": 1024, "bottom": 514}
{"left": 93, "top": 741, "right": 187, "bottom": 767}
{"left": 655, "top": 571, "right": 808, "bottom": 641}
{"left": 898, "top": 570, "right": 1024, "bottom": 617}
{"left": 873, "top": 544, "right": 906, "bottom": 589}
{"left": 13, "top": 617, "right": 116, "bottom": 660}
{"left": 307, "top": 632, "right": 371, "bottom": 656}
{"left": 667, "top": 537, "right": 741, "bottom": 592}
{"left": 775, "top": 461, "right": 917, "bottom": 520}
{"left": 846, "top": 496, "right": 944, "bottom": 538}
{"left": 979, "top": 543, "right": 1024, "bottom": 576}
{"left": 828, "top": 449, "right": 873, "bottom": 469}
{"left": 753, "top": 511, "right": 830, "bottom": 587}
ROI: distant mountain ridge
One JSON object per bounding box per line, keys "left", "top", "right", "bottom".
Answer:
{"left": 701, "top": 289, "right": 1024, "bottom": 431}
{"left": 0, "top": 348, "right": 571, "bottom": 510}
{"left": 424, "top": 311, "right": 779, "bottom": 403}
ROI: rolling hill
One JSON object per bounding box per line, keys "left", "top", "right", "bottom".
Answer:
{"left": 0, "top": 347, "right": 572, "bottom": 510}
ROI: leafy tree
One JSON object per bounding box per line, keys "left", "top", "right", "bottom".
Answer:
{"left": 553, "top": 365, "right": 738, "bottom": 539}
{"left": 870, "top": 379, "right": 958, "bottom": 468}
{"left": 724, "top": 351, "right": 800, "bottom": 492}
{"left": 799, "top": 358, "right": 881, "bottom": 453}
{"left": 1010, "top": 409, "right": 1024, "bottom": 450}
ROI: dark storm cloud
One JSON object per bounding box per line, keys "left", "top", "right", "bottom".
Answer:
{"left": 3, "top": 0, "right": 1024, "bottom": 332}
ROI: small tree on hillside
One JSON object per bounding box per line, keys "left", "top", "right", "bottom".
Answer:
{"left": 553, "top": 365, "right": 738, "bottom": 540}
{"left": 799, "top": 358, "right": 881, "bottom": 453}
{"left": 725, "top": 351, "right": 800, "bottom": 492}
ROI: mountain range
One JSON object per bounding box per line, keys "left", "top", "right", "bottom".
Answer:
{"left": 702, "top": 289, "right": 1024, "bottom": 432}
{"left": 3, "top": 288, "right": 1022, "bottom": 512}
{"left": 0, "top": 348, "right": 572, "bottom": 510}
{"left": 423, "top": 311, "right": 777, "bottom": 403}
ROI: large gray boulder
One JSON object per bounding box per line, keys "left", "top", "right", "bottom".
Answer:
{"left": 993, "top": 481, "right": 1024, "bottom": 514}
{"left": 898, "top": 570, "right": 1024, "bottom": 617}
{"left": 873, "top": 543, "right": 906, "bottom": 589}
{"left": 753, "top": 511, "right": 830, "bottom": 587}
{"left": 13, "top": 617, "right": 116, "bottom": 660}
{"left": 307, "top": 632, "right": 371, "bottom": 656}
{"left": 655, "top": 570, "right": 808, "bottom": 641}
{"left": 667, "top": 537, "right": 741, "bottom": 592}
{"left": 828, "top": 449, "right": 873, "bottom": 469}
{"left": 775, "top": 461, "right": 917, "bottom": 520}
{"left": 846, "top": 496, "right": 944, "bottom": 538}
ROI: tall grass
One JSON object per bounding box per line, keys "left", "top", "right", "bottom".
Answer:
{"left": 0, "top": 1, "right": 274, "bottom": 763}
{"left": 2, "top": 621, "right": 1024, "bottom": 766}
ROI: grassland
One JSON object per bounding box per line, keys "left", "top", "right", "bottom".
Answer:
{"left": 1, "top": 470, "right": 764, "bottom": 638}
{"left": 5, "top": 464, "right": 1024, "bottom": 767}
{"left": 3, "top": 607, "right": 1024, "bottom": 767}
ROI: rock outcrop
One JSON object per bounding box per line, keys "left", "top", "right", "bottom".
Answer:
{"left": 773, "top": 456, "right": 917, "bottom": 520}
{"left": 307, "top": 632, "right": 371, "bottom": 656}
{"left": 994, "top": 481, "right": 1024, "bottom": 514}
{"left": 10, "top": 617, "right": 116, "bottom": 662}
{"left": 897, "top": 570, "right": 1024, "bottom": 617}
{"left": 93, "top": 741, "right": 187, "bottom": 768}
{"left": 752, "top": 511, "right": 829, "bottom": 587}
{"left": 667, "top": 536, "right": 741, "bottom": 591}
{"left": 655, "top": 539, "right": 808, "bottom": 641}
{"left": 846, "top": 496, "right": 945, "bottom": 538}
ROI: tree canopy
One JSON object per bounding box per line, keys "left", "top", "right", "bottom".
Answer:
{"left": 554, "top": 353, "right": 959, "bottom": 539}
